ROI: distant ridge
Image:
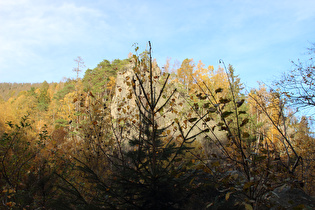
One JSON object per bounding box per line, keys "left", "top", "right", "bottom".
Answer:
{"left": 0, "top": 82, "right": 42, "bottom": 101}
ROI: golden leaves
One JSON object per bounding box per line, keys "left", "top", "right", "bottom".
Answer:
{"left": 127, "top": 93, "right": 132, "bottom": 99}
{"left": 221, "top": 111, "right": 233, "bottom": 118}
{"left": 240, "top": 118, "right": 249, "bottom": 127}
{"left": 225, "top": 191, "right": 232, "bottom": 201}
{"left": 188, "top": 118, "right": 198, "bottom": 123}
{"left": 244, "top": 203, "right": 253, "bottom": 210}
{"left": 236, "top": 99, "right": 245, "bottom": 107}
{"left": 219, "top": 98, "right": 231, "bottom": 104}
{"left": 215, "top": 87, "right": 223, "bottom": 93}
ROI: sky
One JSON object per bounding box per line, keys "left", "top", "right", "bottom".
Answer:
{"left": 0, "top": 0, "right": 314, "bottom": 89}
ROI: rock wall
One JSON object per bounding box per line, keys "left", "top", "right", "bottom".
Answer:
{"left": 110, "top": 62, "right": 227, "bottom": 154}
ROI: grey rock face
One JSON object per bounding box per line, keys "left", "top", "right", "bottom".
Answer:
{"left": 110, "top": 63, "right": 227, "bottom": 154}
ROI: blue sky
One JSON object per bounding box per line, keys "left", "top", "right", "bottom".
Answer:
{"left": 0, "top": 0, "right": 314, "bottom": 89}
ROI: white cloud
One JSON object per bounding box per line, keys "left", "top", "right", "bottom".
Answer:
{"left": 0, "top": 0, "right": 109, "bottom": 82}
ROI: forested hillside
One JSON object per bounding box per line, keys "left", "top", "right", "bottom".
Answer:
{"left": 0, "top": 46, "right": 314, "bottom": 209}
{"left": 0, "top": 83, "right": 41, "bottom": 101}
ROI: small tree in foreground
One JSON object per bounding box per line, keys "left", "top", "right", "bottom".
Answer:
{"left": 53, "top": 44, "right": 312, "bottom": 210}
{"left": 57, "top": 42, "right": 208, "bottom": 209}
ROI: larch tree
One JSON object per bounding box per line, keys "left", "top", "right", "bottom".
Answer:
{"left": 177, "top": 58, "right": 195, "bottom": 93}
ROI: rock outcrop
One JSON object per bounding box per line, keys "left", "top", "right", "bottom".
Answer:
{"left": 110, "top": 62, "right": 226, "bottom": 154}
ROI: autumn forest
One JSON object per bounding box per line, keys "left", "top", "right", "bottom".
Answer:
{"left": 0, "top": 44, "right": 314, "bottom": 209}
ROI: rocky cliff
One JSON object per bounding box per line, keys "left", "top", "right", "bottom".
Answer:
{"left": 110, "top": 61, "right": 227, "bottom": 154}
